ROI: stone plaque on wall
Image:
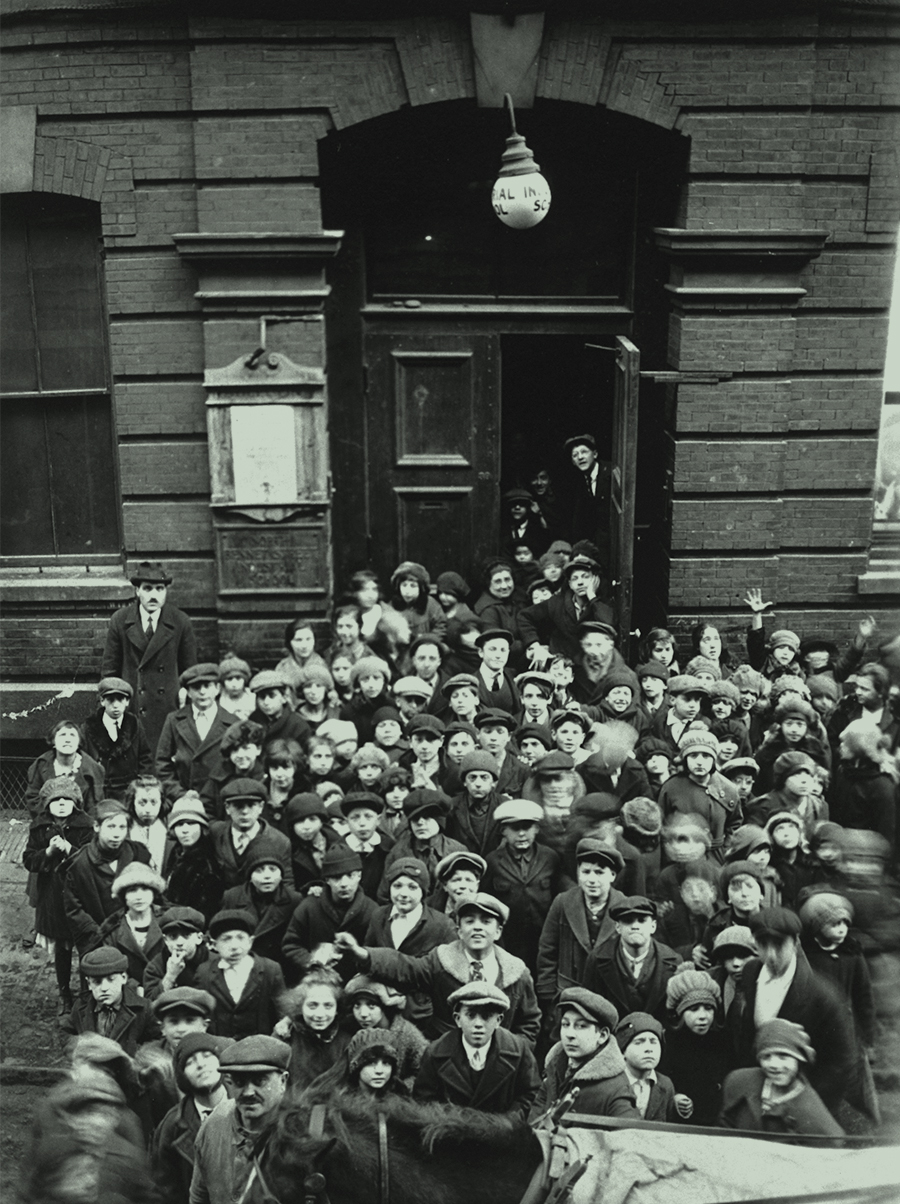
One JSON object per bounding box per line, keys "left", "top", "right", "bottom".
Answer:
{"left": 218, "top": 525, "right": 327, "bottom": 594}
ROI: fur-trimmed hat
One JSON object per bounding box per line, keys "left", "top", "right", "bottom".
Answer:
{"left": 666, "top": 968, "right": 721, "bottom": 1015}
{"left": 391, "top": 561, "right": 430, "bottom": 589}
{"left": 798, "top": 890, "right": 853, "bottom": 933}
{"left": 773, "top": 698, "right": 816, "bottom": 726}
{"left": 770, "top": 676, "right": 811, "bottom": 702}
{"left": 350, "top": 656, "right": 391, "bottom": 685}
{"left": 772, "top": 750, "right": 817, "bottom": 789}
{"left": 39, "top": 777, "right": 83, "bottom": 805}
{"left": 678, "top": 727, "right": 719, "bottom": 758}
{"left": 621, "top": 797, "right": 662, "bottom": 838}
{"left": 110, "top": 862, "right": 165, "bottom": 899}
{"left": 708, "top": 679, "right": 741, "bottom": 706}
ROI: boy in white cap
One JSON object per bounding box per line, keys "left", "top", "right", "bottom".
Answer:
{"left": 414, "top": 981, "right": 540, "bottom": 1116}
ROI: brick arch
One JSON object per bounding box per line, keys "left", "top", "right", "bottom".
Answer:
{"left": 32, "top": 134, "right": 136, "bottom": 237}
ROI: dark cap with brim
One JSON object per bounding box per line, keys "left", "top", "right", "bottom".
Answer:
{"left": 218, "top": 1035, "right": 291, "bottom": 1074}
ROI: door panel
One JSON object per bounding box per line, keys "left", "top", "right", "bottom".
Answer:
{"left": 611, "top": 335, "right": 640, "bottom": 656}
{"left": 364, "top": 331, "right": 499, "bottom": 576}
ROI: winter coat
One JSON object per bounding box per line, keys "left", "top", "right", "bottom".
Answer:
{"left": 368, "top": 939, "right": 542, "bottom": 1044}
{"left": 143, "top": 944, "right": 210, "bottom": 999}
{"left": 658, "top": 771, "right": 742, "bottom": 859}
{"left": 747, "top": 628, "right": 804, "bottom": 684}
{"left": 483, "top": 842, "right": 562, "bottom": 972}
{"left": 248, "top": 706, "right": 311, "bottom": 754}
{"left": 660, "top": 1022, "right": 733, "bottom": 1126}
{"left": 415, "top": 1026, "right": 540, "bottom": 1118}
{"left": 737, "top": 955, "right": 856, "bottom": 1111}
{"left": 283, "top": 887, "right": 378, "bottom": 981}
{"left": 530, "top": 1038, "right": 640, "bottom": 1121}
{"left": 288, "top": 1019, "right": 352, "bottom": 1090}
{"left": 194, "top": 953, "right": 286, "bottom": 1040}
{"left": 518, "top": 591, "right": 615, "bottom": 663}
{"left": 80, "top": 711, "right": 154, "bottom": 801}
{"left": 769, "top": 849, "right": 815, "bottom": 908}
{"left": 189, "top": 1097, "right": 278, "bottom": 1204}
{"left": 102, "top": 599, "right": 197, "bottom": 753}
{"left": 207, "top": 818, "right": 292, "bottom": 890}
{"left": 720, "top": 1067, "right": 843, "bottom": 1137}
{"left": 220, "top": 881, "right": 302, "bottom": 969}
{"left": 536, "top": 886, "right": 626, "bottom": 1006}
{"left": 63, "top": 837, "right": 152, "bottom": 954}
{"left": 445, "top": 789, "right": 509, "bottom": 858}
{"left": 578, "top": 757, "right": 652, "bottom": 806}
{"left": 829, "top": 758, "right": 898, "bottom": 849}
{"left": 744, "top": 790, "right": 827, "bottom": 840}
{"left": 23, "top": 808, "right": 94, "bottom": 940}
{"left": 753, "top": 732, "right": 831, "bottom": 795}
{"left": 98, "top": 906, "right": 166, "bottom": 984}
{"left": 288, "top": 827, "right": 343, "bottom": 894}
{"left": 582, "top": 936, "right": 683, "bottom": 1021}
{"left": 24, "top": 750, "right": 105, "bottom": 820}
{"left": 164, "top": 834, "right": 225, "bottom": 920}
{"left": 801, "top": 934, "right": 875, "bottom": 1047}
{"left": 155, "top": 704, "right": 233, "bottom": 798}
{"left": 364, "top": 903, "right": 457, "bottom": 1028}
{"left": 151, "top": 1093, "right": 206, "bottom": 1204}
{"left": 61, "top": 982, "right": 158, "bottom": 1055}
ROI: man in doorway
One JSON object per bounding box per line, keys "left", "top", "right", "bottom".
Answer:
{"left": 565, "top": 434, "right": 611, "bottom": 565}
{"left": 102, "top": 561, "right": 197, "bottom": 752}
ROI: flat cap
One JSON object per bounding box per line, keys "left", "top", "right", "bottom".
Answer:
{"left": 550, "top": 708, "right": 592, "bottom": 732}
{"left": 180, "top": 663, "right": 219, "bottom": 688}
{"left": 454, "top": 892, "right": 509, "bottom": 925}
{"left": 515, "top": 723, "right": 554, "bottom": 749}
{"left": 447, "top": 981, "right": 510, "bottom": 1012}
{"left": 720, "top": 757, "right": 759, "bottom": 780}
{"left": 81, "top": 946, "right": 128, "bottom": 976}
{"left": 748, "top": 906, "right": 802, "bottom": 940}
{"left": 219, "top": 1035, "right": 291, "bottom": 1074}
{"left": 459, "top": 750, "right": 499, "bottom": 779}
{"left": 159, "top": 905, "right": 206, "bottom": 934}
{"left": 208, "top": 909, "right": 257, "bottom": 939}
{"left": 492, "top": 799, "right": 544, "bottom": 826}
{"left": 249, "top": 669, "right": 290, "bottom": 693}
{"left": 441, "top": 673, "right": 481, "bottom": 699}
{"left": 406, "top": 714, "right": 446, "bottom": 738}
{"left": 575, "top": 838, "right": 624, "bottom": 872}
{"left": 221, "top": 778, "right": 267, "bottom": 806}
{"left": 219, "top": 657, "right": 251, "bottom": 682}
{"left": 609, "top": 896, "right": 657, "bottom": 921}
{"left": 635, "top": 662, "right": 669, "bottom": 684}
{"left": 341, "top": 791, "right": 385, "bottom": 816}
{"left": 514, "top": 670, "right": 555, "bottom": 695}
{"left": 435, "top": 850, "right": 487, "bottom": 882}
{"left": 564, "top": 433, "right": 596, "bottom": 452}
{"left": 98, "top": 676, "right": 133, "bottom": 699}
{"left": 153, "top": 987, "right": 216, "bottom": 1018}
{"left": 403, "top": 789, "right": 451, "bottom": 823}
{"left": 576, "top": 620, "right": 617, "bottom": 641}
{"left": 384, "top": 857, "right": 430, "bottom": 889}
{"left": 531, "top": 750, "right": 575, "bottom": 773}
{"left": 667, "top": 674, "right": 708, "bottom": 697}
{"left": 392, "top": 676, "right": 432, "bottom": 699}
{"left": 473, "top": 708, "right": 517, "bottom": 732}
{"left": 556, "top": 986, "right": 618, "bottom": 1030}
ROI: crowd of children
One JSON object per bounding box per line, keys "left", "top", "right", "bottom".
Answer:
{"left": 19, "top": 544, "right": 900, "bottom": 1201}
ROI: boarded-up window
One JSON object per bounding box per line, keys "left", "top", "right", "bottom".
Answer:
{"left": 0, "top": 194, "right": 119, "bottom": 557}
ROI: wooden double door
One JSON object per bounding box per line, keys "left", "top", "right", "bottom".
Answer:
{"left": 363, "top": 327, "right": 639, "bottom": 643}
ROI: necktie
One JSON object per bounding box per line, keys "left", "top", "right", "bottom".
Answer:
{"left": 234, "top": 832, "right": 250, "bottom": 856}
{"left": 144, "top": 615, "right": 153, "bottom": 637}
{"left": 469, "top": 959, "right": 485, "bottom": 982}
{"left": 470, "top": 1047, "right": 485, "bottom": 1071}
{"left": 493, "top": 675, "right": 501, "bottom": 693}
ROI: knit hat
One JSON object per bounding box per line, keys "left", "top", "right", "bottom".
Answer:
{"left": 769, "top": 630, "right": 800, "bottom": 653}
{"left": 807, "top": 674, "right": 842, "bottom": 704}
{"left": 515, "top": 723, "right": 554, "bottom": 750}
{"left": 285, "top": 793, "right": 328, "bottom": 824}
{"left": 754, "top": 1019, "right": 814, "bottom": 1064}
{"left": 748, "top": 906, "right": 802, "bottom": 940}
{"left": 726, "top": 825, "right": 772, "bottom": 861}
{"left": 391, "top": 561, "right": 430, "bottom": 589}
{"left": 708, "top": 679, "right": 741, "bottom": 706}
{"left": 347, "top": 1028, "right": 400, "bottom": 1076}
{"left": 435, "top": 571, "right": 469, "bottom": 600}
{"left": 594, "top": 672, "right": 635, "bottom": 701}
{"left": 39, "top": 777, "right": 83, "bottom": 805}
{"left": 798, "top": 890, "right": 854, "bottom": 933}
{"left": 110, "top": 862, "right": 165, "bottom": 899}
{"left": 731, "top": 666, "right": 766, "bottom": 696}
{"left": 174, "top": 1032, "right": 231, "bottom": 1095}
{"left": 372, "top": 706, "right": 402, "bottom": 727}
{"left": 219, "top": 657, "right": 251, "bottom": 683}
{"left": 383, "top": 857, "right": 430, "bottom": 889}
{"left": 456, "top": 751, "right": 499, "bottom": 783}
{"left": 770, "top": 676, "right": 811, "bottom": 702}
{"left": 615, "top": 1011, "right": 664, "bottom": 1052}
{"left": 772, "top": 750, "right": 817, "bottom": 789}
{"left": 208, "top": 909, "right": 257, "bottom": 939}
{"left": 350, "top": 656, "right": 391, "bottom": 685}
{"left": 720, "top": 859, "right": 766, "bottom": 893}
{"left": 167, "top": 795, "right": 209, "bottom": 830}
{"left": 667, "top": 674, "right": 708, "bottom": 697}
{"left": 685, "top": 656, "right": 722, "bottom": 681}
{"left": 635, "top": 738, "right": 673, "bottom": 766}
{"left": 98, "top": 676, "right": 133, "bottom": 698}
{"left": 244, "top": 850, "right": 284, "bottom": 876}
{"left": 711, "top": 925, "right": 757, "bottom": 960}
{"left": 621, "top": 797, "right": 662, "bottom": 838}
{"left": 773, "top": 698, "right": 816, "bottom": 726}
{"left": 435, "top": 850, "right": 487, "bottom": 882}
{"left": 556, "top": 986, "right": 618, "bottom": 1030}
{"left": 81, "top": 946, "right": 128, "bottom": 977}
{"left": 95, "top": 799, "right": 128, "bottom": 822}
{"left": 666, "top": 969, "right": 721, "bottom": 1015}
{"left": 635, "top": 661, "right": 669, "bottom": 684}
{"left": 297, "top": 664, "right": 334, "bottom": 690}
{"left": 764, "top": 809, "right": 803, "bottom": 838}
{"left": 403, "top": 789, "right": 451, "bottom": 824}
{"left": 345, "top": 974, "right": 407, "bottom": 1012}
{"left": 677, "top": 727, "right": 719, "bottom": 758}
{"left": 321, "top": 845, "right": 363, "bottom": 877}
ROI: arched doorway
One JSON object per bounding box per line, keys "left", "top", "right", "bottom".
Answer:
{"left": 320, "top": 99, "right": 687, "bottom": 635}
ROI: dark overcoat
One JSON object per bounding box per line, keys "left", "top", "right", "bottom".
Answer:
{"left": 414, "top": 1026, "right": 540, "bottom": 1117}
{"left": 194, "top": 953, "right": 286, "bottom": 1040}
{"left": 154, "top": 703, "right": 233, "bottom": 797}
{"left": 582, "top": 935, "right": 683, "bottom": 1021}
{"left": 535, "top": 885, "right": 625, "bottom": 1006}
{"left": 80, "top": 711, "right": 154, "bottom": 801}
{"left": 63, "top": 837, "right": 152, "bottom": 953}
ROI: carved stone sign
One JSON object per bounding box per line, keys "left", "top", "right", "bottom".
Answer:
{"left": 218, "top": 526, "right": 327, "bottom": 593}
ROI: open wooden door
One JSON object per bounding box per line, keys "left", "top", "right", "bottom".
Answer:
{"left": 363, "top": 331, "right": 500, "bottom": 577}
{"left": 611, "top": 335, "right": 640, "bottom": 657}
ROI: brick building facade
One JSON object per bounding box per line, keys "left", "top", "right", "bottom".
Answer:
{"left": 1, "top": 0, "right": 899, "bottom": 741}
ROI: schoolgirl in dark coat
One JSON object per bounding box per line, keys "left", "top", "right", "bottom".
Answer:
{"left": 163, "top": 796, "right": 225, "bottom": 921}
{"left": 24, "top": 734, "right": 105, "bottom": 820}
{"left": 23, "top": 779, "right": 94, "bottom": 1008}
{"left": 483, "top": 810, "right": 561, "bottom": 974}
{"left": 661, "top": 970, "right": 732, "bottom": 1126}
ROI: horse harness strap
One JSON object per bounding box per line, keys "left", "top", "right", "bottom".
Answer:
{"left": 304, "top": 1104, "right": 390, "bottom": 1204}
{"left": 377, "top": 1110, "right": 390, "bottom": 1204}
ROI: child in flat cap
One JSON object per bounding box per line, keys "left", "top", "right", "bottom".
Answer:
{"left": 414, "top": 981, "right": 541, "bottom": 1117}
{"left": 80, "top": 678, "right": 154, "bottom": 802}
{"left": 154, "top": 664, "right": 234, "bottom": 799}
{"left": 195, "top": 909, "right": 286, "bottom": 1041}
{"left": 582, "top": 897, "right": 683, "bottom": 1024}
{"left": 62, "top": 946, "right": 158, "bottom": 1056}
{"left": 23, "top": 777, "right": 94, "bottom": 1011}
{"left": 720, "top": 1019, "right": 843, "bottom": 1136}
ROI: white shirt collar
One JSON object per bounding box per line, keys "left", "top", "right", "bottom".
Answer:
{"left": 462, "top": 1035, "right": 491, "bottom": 1071}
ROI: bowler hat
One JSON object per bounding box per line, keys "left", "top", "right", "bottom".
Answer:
{"left": 556, "top": 986, "right": 618, "bottom": 1030}
{"left": 321, "top": 845, "right": 363, "bottom": 877}
{"left": 454, "top": 891, "right": 509, "bottom": 925}
{"left": 180, "top": 663, "right": 219, "bottom": 688}
{"left": 130, "top": 561, "right": 172, "bottom": 586}
{"left": 81, "top": 946, "right": 128, "bottom": 977}
{"left": 221, "top": 778, "right": 267, "bottom": 807}
{"left": 383, "top": 857, "right": 430, "bottom": 889}
{"left": 159, "top": 905, "right": 206, "bottom": 934}
{"left": 447, "top": 981, "right": 510, "bottom": 1012}
{"left": 609, "top": 895, "right": 657, "bottom": 921}
{"left": 218, "top": 1035, "right": 291, "bottom": 1074}
{"left": 208, "top": 909, "right": 257, "bottom": 939}
{"left": 153, "top": 987, "right": 216, "bottom": 1018}
{"left": 98, "top": 676, "right": 133, "bottom": 699}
